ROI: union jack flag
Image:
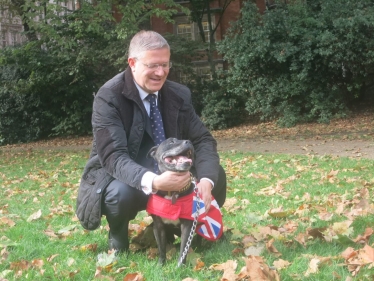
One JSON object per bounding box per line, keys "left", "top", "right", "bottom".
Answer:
{"left": 146, "top": 192, "right": 223, "bottom": 241}
{"left": 192, "top": 195, "right": 223, "bottom": 241}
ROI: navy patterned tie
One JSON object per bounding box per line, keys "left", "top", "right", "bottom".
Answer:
{"left": 146, "top": 94, "right": 166, "bottom": 173}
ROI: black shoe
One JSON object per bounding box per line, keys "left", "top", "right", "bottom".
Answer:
{"left": 108, "top": 231, "right": 129, "bottom": 253}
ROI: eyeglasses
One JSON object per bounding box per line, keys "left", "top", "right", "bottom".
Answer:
{"left": 138, "top": 60, "right": 172, "bottom": 70}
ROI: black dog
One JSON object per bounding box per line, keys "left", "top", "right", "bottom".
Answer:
{"left": 147, "top": 138, "right": 195, "bottom": 266}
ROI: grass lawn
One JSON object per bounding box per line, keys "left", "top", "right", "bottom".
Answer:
{"left": 0, "top": 148, "right": 373, "bottom": 280}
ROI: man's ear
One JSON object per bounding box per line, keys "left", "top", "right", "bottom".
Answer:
{"left": 128, "top": 57, "right": 136, "bottom": 68}
{"left": 147, "top": 146, "right": 158, "bottom": 159}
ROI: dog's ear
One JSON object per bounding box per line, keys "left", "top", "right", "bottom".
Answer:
{"left": 147, "top": 145, "right": 158, "bottom": 159}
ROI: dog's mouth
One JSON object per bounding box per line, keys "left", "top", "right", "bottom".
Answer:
{"left": 163, "top": 149, "right": 193, "bottom": 166}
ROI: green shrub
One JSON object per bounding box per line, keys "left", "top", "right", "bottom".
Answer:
{"left": 0, "top": 42, "right": 99, "bottom": 144}
{"left": 200, "top": 77, "right": 246, "bottom": 130}
{"left": 218, "top": 0, "right": 374, "bottom": 127}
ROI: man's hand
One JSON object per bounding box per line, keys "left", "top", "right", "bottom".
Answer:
{"left": 152, "top": 171, "right": 190, "bottom": 192}
{"left": 197, "top": 180, "right": 212, "bottom": 213}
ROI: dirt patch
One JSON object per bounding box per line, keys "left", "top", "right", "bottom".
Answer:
{"left": 1, "top": 112, "right": 374, "bottom": 159}
{"left": 216, "top": 138, "right": 374, "bottom": 159}
{"left": 2, "top": 136, "right": 374, "bottom": 160}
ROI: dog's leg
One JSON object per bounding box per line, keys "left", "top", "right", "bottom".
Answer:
{"left": 178, "top": 218, "right": 194, "bottom": 266}
{"left": 152, "top": 215, "right": 167, "bottom": 265}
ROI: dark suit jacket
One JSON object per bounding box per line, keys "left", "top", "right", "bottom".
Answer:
{"left": 76, "top": 67, "right": 220, "bottom": 230}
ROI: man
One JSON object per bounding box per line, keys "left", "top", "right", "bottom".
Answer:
{"left": 76, "top": 30, "right": 226, "bottom": 252}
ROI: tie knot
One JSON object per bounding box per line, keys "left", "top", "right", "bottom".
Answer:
{"left": 146, "top": 94, "right": 157, "bottom": 103}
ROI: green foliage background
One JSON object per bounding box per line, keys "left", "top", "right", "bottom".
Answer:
{"left": 1, "top": 0, "right": 374, "bottom": 143}
{"left": 0, "top": 0, "right": 185, "bottom": 145}
{"left": 216, "top": 0, "right": 374, "bottom": 128}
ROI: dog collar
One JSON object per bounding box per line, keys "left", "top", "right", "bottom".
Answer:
{"left": 166, "top": 173, "right": 194, "bottom": 197}
{"left": 179, "top": 173, "right": 194, "bottom": 193}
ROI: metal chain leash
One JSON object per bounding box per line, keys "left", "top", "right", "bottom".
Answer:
{"left": 177, "top": 179, "right": 200, "bottom": 267}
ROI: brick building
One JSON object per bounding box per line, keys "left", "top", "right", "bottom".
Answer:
{"left": 0, "top": 9, "right": 24, "bottom": 48}
{"left": 0, "top": 1, "right": 76, "bottom": 48}
{"left": 150, "top": 0, "right": 266, "bottom": 80}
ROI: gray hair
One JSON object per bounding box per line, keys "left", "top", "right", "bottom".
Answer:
{"left": 128, "top": 30, "right": 170, "bottom": 59}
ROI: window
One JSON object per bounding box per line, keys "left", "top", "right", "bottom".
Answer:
{"left": 177, "top": 23, "right": 193, "bottom": 41}
{"left": 196, "top": 67, "right": 212, "bottom": 80}
{"left": 1, "top": 31, "right": 7, "bottom": 47}
{"left": 175, "top": 16, "right": 213, "bottom": 42}
{"left": 10, "top": 31, "right": 17, "bottom": 46}
{"left": 201, "top": 21, "right": 210, "bottom": 42}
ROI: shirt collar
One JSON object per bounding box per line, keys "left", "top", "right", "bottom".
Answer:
{"left": 134, "top": 80, "right": 159, "bottom": 101}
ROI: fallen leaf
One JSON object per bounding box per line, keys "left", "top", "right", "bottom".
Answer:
{"left": 27, "top": 209, "right": 42, "bottom": 222}
{"left": 304, "top": 258, "right": 320, "bottom": 277}
{"left": 96, "top": 251, "right": 117, "bottom": 269}
{"left": 0, "top": 217, "right": 15, "bottom": 227}
{"left": 244, "top": 243, "right": 265, "bottom": 256}
{"left": 273, "top": 259, "right": 291, "bottom": 270}
{"left": 57, "top": 224, "right": 77, "bottom": 234}
{"left": 266, "top": 239, "right": 282, "bottom": 257}
{"left": 353, "top": 228, "right": 373, "bottom": 244}
{"left": 243, "top": 256, "right": 280, "bottom": 281}
{"left": 123, "top": 272, "right": 144, "bottom": 281}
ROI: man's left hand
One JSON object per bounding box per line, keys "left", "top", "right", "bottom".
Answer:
{"left": 197, "top": 180, "right": 212, "bottom": 213}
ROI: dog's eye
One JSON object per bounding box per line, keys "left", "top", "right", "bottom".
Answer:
{"left": 169, "top": 140, "right": 175, "bottom": 144}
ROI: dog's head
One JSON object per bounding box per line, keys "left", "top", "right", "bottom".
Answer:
{"left": 147, "top": 138, "right": 194, "bottom": 173}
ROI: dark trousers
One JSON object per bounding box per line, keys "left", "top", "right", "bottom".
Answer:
{"left": 101, "top": 165, "right": 227, "bottom": 247}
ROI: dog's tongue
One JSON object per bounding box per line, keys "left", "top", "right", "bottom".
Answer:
{"left": 165, "top": 155, "right": 192, "bottom": 165}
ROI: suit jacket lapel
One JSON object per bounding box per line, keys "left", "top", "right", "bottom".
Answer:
{"left": 123, "top": 68, "right": 153, "bottom": 138}
{"left": 159, "top": 86, "right": 184, "bottom": 139}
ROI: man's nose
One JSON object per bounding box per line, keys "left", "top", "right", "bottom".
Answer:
{"left": 154, "top": 66, "right": 167, "bottom": 75}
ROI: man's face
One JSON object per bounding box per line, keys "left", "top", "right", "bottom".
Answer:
{"left": 128, "top": 48, "right": 171, "bottom": 93}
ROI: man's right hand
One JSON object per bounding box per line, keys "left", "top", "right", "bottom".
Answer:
{"left": 152, "top": 171, "right": 190, "bottom": 192}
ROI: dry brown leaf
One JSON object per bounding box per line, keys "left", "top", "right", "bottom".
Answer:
{"left": 1, "top": 248, "right": 9, "bottom": 263}
{"left": 304, "top": 258, "right": 320, "bottom": 277}
{"left": 341, "top": 247, "right": 357, "bottom": 260}
{"left": 359, "top": 244, "right": 374, "bottom": 265}
{"left": 27, "top": 209, "right": 42, "bottom": 222}
{"left": 0, "top": 216, "right": 15, "bottom": 227}
{"left": 353, "top": 227, "right": 373, "bottom": 244}
{"left": 47, "top": 254, "right": 59, "bottom": 262}
{"left": 223, "top": 198, "right": 239, "bottom": 213}
{"left": 193, "top": 258, "right": 205, "bottom": 271}
{"left": 318, "top": 212, "right": 334, "bottom": 221}
{"left": 268, "top": 207, "right": 294, "bottom": 218}
{"left": 123, "top": 272, "right": 144, "bottom": 281}
{"left": 94, "top": 267, "right": 115, "bottom": 280}
{"left": 244, "top": 244, "right": 265, "bottom": 256}
{"left": 68, "top": 270, "right": 80, "bottom": 278}
{"left": 113, "top": 267, "right": 128, "bottom": 274}
{"left": 242, "top": 235, "right": 257, "bottom": 247}
{"left": 146, "top": 247, "right": 158, "bottom": 260}
{"left": 232, "top": 248, "right": 244, "bottom": 256}
{"left": 273, "top": 259, "right": 291, "bottom": 270}
{"left": 282, "top": 221, "right": 298, "bottom": 233}
{"left": 266, "top": 239, "right": 282, "bottom": 257}
{"left": 31, "top": 259, "right": 44, "bottom": 268}
{"left": 307, "top": 227, "right": 327, "bottom": 240}
{"left": 44, "top": 229, "right": 58, "bottom": 238}
{"left": 80, "top": 243, "right": 98, "bottom": 252}
{"left": 341, "top": 245, "right": 374, "bottom": 276}
{"left": 294, "top": 232, "right": 307, "bottom": 247}
{"left": 209, "top": 260, "right": 238, "bottom": 281}
{"left": 332, "top": 221, "right": 353, "bottom": 236}
{"left": 209, "top": 259, "right": 237, "bottom": 272}
{"left": 10, "top": 260, "right": 31, "bottom": 271}
{"left": 243, "top": 256, "right": 280, "bottom": 281}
